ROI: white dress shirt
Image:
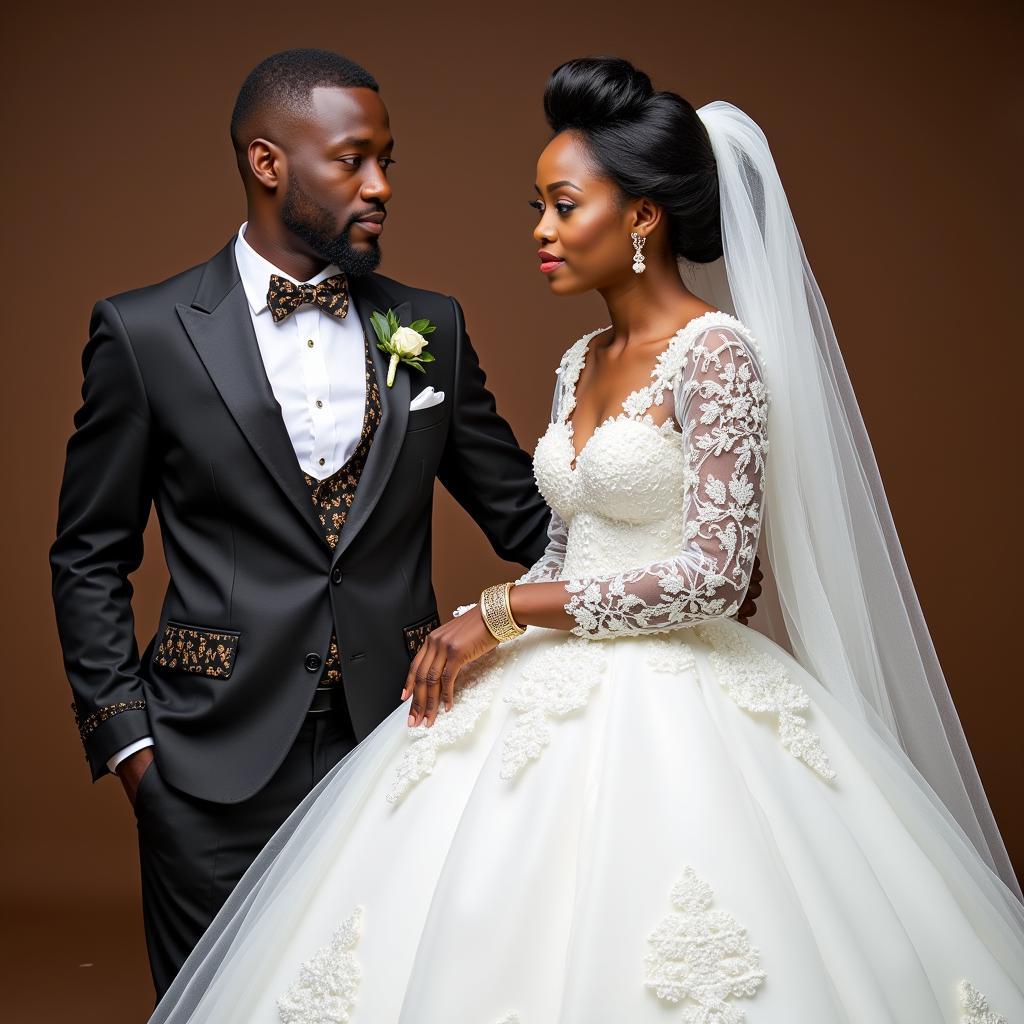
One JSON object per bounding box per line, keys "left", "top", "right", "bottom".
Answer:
{"left": 107, "top": 223, "right": 368, "bottom": 774}
{"left": 234, "top": 223, "right": 368, "bottom": 477}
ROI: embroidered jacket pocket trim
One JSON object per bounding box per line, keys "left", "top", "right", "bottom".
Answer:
{"left": 403, "top": 612, "right": 441, "bottom": 658}
{"left": 154, "top": 621, "right": 240, "bottom": 679}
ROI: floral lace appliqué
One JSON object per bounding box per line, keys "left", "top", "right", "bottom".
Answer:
{"left": 621, "top": 327, "right": 700, "bottom": 421}
{"left": 277, "top": 906, "right": 364, "bottom": 1024}
{"left": 644, "top": 864, "right": 766, "bottom": 1022}
{"left": 646, "top": 635, "right": 697, "bottom": 674}
{"left": 555, "top": 326, "right": 611, "bottom": 424}
{"left": 959, "top": 980, "right": 1008, "bottom": 1024}
{"left": 695, "top": 621, "right": 836, "bottom": 783}
{"left": 386, "top": 643, "right": 517, "bottom": 804}
{"left": 500, "top": 637, "right": 607, "bottom": 780}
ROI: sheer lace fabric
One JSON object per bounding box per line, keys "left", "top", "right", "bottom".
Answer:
{"left": 523, "top": 311, "right": 769, "bottom": 639}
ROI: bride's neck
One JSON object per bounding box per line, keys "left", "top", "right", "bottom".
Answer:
{"left": 598, "top": 258, "right": 703, "bottom": 344}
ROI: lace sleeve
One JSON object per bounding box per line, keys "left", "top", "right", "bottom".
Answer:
{"left": 514, "top": 509, "right": 568, "bottom": 584}
{"left": 563, "top": 326, "right": 770, "bottom": 637}
{"left": 515, "top": 367, "right": 568, "bottom": 584}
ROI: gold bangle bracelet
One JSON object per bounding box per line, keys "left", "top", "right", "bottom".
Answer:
{"left": 502, "top": 582, "right": 524, "bottom": 633}
{"left": 480, "top": 582, "right": 525, "bottom": 643}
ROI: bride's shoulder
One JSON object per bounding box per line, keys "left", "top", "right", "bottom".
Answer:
{"left": 683, "top": 310, "right": 768, "bottom": 378}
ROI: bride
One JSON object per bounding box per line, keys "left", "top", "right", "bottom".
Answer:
{"left": 149, "top": 58, "right": 1024, "bottom": 1023}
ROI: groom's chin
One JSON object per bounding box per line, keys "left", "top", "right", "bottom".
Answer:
{"left": 347, "top": 244, "right": 382, "bottom": 278}
{"left": 332, "top": 238, "right": 382, "bottom": 278}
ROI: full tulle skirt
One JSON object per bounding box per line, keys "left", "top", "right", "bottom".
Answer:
{"left": 150, "top": 618, "right": 1024, "bottom": 1023}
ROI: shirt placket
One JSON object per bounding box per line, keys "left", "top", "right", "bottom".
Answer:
{"left": 296, "top": 306, "right": 337, "bottom": 477}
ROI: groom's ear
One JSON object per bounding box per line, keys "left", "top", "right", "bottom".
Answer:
{"left": 247, "top": 137, "right": 286, "bottom": 191}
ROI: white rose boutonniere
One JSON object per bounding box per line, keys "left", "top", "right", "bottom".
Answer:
{"left": 370, "top": 308, "right": 437, "bottom": 387}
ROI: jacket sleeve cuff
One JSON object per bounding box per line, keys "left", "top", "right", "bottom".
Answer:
{"left": 72, "top": 700, "right": 151, "bottom": 782}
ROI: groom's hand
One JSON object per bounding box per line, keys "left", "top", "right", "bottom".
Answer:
{"left": 115, "top": 747, "right": 155, "bottom": 808}
{"left": 402, "top": 610, "right": 499, "bottom": 729}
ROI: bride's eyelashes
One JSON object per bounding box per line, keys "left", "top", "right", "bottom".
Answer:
{"left": 528, "top": 199, "right": 576, "bottom": 217}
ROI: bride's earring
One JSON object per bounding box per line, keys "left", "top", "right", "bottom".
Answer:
{"left": 631, "top": 231, "right": 647, "bottom": 274}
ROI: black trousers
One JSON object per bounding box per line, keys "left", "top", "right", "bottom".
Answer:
{"left": 135, "top": 704, "right": 359, "bottom": 1001}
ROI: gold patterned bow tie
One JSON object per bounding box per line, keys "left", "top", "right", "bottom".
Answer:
{"left": 267, "top": 272, "right": 350, "bottom": 323}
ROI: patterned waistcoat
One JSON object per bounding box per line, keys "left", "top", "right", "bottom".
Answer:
{"left": 303, "top": 332, "right": 383, "bottom": 684}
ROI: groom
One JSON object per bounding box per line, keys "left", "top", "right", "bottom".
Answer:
{"left": 51, "top": 48, "right": 762, "bottom": 999}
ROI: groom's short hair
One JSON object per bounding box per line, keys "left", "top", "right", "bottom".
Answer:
{"left": 230, "top": 48, "right": 379, "bottom": 154}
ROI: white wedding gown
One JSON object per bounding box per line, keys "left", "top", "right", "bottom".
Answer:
{"left": 152, "top": 311, "right": 1024, "bottom": 1024}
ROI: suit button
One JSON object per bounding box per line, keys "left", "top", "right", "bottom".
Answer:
{"left": 331, "top": 567, "right": 343, "bottom": 585}
{"left": 304, "top": 653, "right": 322, "bottom": 672}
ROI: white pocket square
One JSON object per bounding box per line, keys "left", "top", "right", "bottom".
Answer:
{"left": 409, "top": 386, "right": 445, "bottom": 411}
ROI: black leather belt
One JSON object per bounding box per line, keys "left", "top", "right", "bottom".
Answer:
{"left": 307, "top": 684, "right": 345, "bottom": 714}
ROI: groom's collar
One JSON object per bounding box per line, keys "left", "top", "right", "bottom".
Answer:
{"left": 233, "top": 222, "right": 343, "bottom": 315}
{"left": 190, "top": 232, "right": 398, "bottom": 316}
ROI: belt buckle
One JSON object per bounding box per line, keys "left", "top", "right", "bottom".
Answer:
{"left": 307, "top": 684, "right": 336, "bottom": 715}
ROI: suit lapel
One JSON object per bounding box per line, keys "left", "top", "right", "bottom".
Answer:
{"left": 175, "top": 241, "right": 324, "bottom": 545}
{"left": 332, "top": 275, "right": 411, "bottom": 563}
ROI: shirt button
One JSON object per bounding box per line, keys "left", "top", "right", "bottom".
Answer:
{"left": 331, "top": 567, "right": 343, "bottom": 585}
{"left": 304, "top": 653, "right": 322, "bottom": 672}
{"left": 307, "top": 339, "right": 315, "bottom": 348}
{"left": 316, "top": 400, "right": 323, "bottom": 408}
{"left": 319, "top": 457, "right": 326, "bottom": 466}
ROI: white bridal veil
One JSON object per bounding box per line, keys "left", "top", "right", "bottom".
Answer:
{"left": 688, "top": 100, "right": 1023, "bottom": 914}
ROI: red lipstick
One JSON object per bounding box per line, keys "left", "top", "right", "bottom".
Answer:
{"left": 538, "top": 249, "right": 564, "bottom": 274}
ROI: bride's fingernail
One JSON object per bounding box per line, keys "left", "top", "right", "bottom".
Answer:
{"left": 407, "top": 713, "right": 415, "bottom": 726}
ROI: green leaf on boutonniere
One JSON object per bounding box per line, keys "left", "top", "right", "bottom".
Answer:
{"left": 372, "top": 306, "right": 440, "bottom": 387}
{"left": 369, "top": 310, "right": 392, "bottom": 348}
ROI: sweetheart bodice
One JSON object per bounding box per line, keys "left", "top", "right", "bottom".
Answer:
{"left": 533, "top": 416, "right": 690, "bottom": 577}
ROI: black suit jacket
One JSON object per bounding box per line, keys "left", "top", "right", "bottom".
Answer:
{"left": 50, "top": 238, "right": 551, "bottom": 803}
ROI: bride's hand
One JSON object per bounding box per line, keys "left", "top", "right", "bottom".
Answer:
{"left": 401, "top": 608, "right": 499, "bottom": 728}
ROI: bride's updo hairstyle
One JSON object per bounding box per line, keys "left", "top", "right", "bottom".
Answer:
{"left": 543, "top": 57, "right": 722, "bottom": 264}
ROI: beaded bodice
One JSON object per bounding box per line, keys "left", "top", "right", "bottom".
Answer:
{"left": 525, "top": 311, "right": 771, "bottom": 638}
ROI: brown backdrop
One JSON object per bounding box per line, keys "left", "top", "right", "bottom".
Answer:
{"left": 3, "top": 1, "right": 1021, "bottom": 1018}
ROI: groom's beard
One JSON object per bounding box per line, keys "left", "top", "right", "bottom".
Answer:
{"left": 281, "top": 175, "right": 382, "bottom": 279}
